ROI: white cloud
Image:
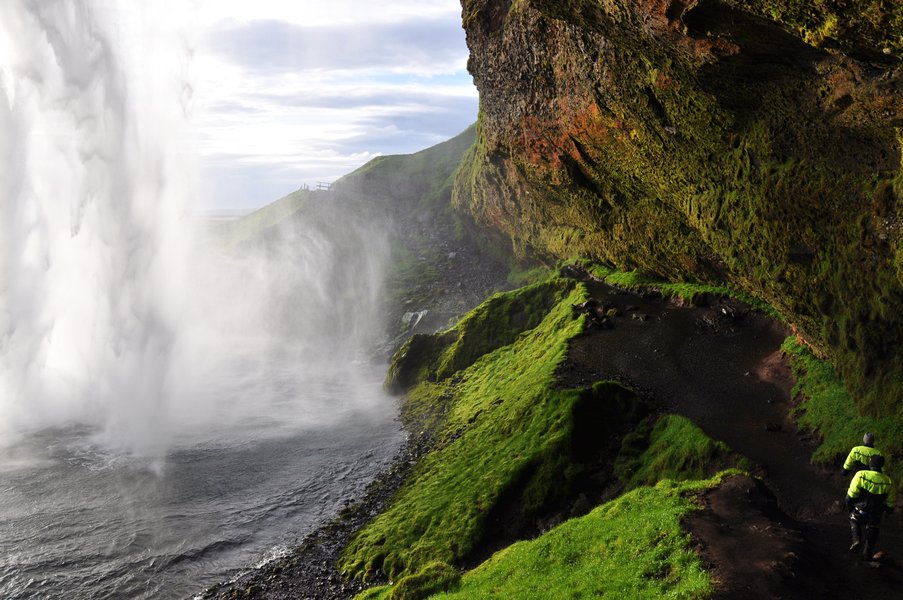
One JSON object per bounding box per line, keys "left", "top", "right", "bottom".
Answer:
{"left": 206, "top": 18, "right": 467, "bottom": 75}
{"left": 197, "top": 0, "right": 460, "bottom": 28}
{"left": 189, "top": 1, "right": 476, "bottom": 210}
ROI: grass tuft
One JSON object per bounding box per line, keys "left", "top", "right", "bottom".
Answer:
{"left": 395, "top": 475, "right": 735, "bottom": 599}
{"left": 615, "top": 414, "right": 752, "bottom": 489}
{"left": 782, "top": 336, "right": 903, "bottom": 489}
{"left": 571, "top": 259, "right": 780, "bottom": 318}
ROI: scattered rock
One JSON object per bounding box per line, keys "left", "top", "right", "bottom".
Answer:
{"left": 574, "top": 299, "right": 618, "bottom": 330}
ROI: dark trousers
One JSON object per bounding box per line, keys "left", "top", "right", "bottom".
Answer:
{"left": 850, "top": 513, "right": 880, "bottom": 557}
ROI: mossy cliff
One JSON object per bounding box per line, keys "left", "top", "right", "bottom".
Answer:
{"left": 453, "top": 0, "right": 902, "bottom": 416}
{"left": 340, "top": 275, "right": 758, "bottom": 597}
{"left": 341, "top": 278, "right": 650, "bottom": 582}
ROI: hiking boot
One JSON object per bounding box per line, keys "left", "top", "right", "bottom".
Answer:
{"left": 849, "top": 542, "right": 861, "bottom": 553}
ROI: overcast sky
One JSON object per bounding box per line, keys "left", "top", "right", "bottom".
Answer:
{"left": 192, "top": 1, "right": 476, "bottom": 210}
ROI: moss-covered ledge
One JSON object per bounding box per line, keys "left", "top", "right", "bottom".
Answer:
{"left": 341, "top": 277, "right": 651, "bottom": 583}
{"left": 384, "top": 278, "right": 575, "bottom": 395}
{"left": 357, "top": 472, "right": 754, "bottom": 600}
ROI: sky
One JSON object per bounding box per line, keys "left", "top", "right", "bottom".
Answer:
{"left": 192, "top": 0, "right": 477, "bottom": 210}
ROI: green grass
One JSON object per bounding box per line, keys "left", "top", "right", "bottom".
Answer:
{"left": 359, "top": 561, "right": 461, "bottom": 600}
{"left": 385, "top": 278, "right": 576, "bottom": 393}
{"left": 782, "top": 336, "right": 903, "bottom": 489}
{"left": 571, "top": 259, "right": 779, "bottom": 319}
{"left": 360, "top": 474, "right": 738, "bottom": 600}
{"left": 342, "top": 280, "right": 586, "bottom": 579}
{"left": 350, "top": 269, "right": 760, "bottom": 598}
{"left": 342, "top": 279, "right": 648, "bottom": 581}
{"left": 615, "top": 415, "right": 752, "bottom": 490}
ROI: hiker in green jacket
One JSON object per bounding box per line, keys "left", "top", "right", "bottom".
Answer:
{"left": 843, "top": 432, "right": 883, "bottom": 475}
{"left": 846, "top": 454, "right": 895, "bottom": 560}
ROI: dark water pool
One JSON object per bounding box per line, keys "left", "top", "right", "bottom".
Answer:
{"left": 0, "top": 364, "right": 403, "bottom": 600}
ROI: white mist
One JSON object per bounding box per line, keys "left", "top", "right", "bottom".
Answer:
{"left": 0, "top": 1, "right": 390, "bottom": 458}
{"left": 0, "top": 4, "right": 402, "bottom": 599}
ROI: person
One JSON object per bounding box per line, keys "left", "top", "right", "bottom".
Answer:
{"left": 843, "top": 432, "right": 883, "bottom": 474}
{"left": 846, "top": 454, "right": 895, "bottom": 560}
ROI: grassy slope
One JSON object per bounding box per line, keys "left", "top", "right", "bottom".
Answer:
{"left": 350, "top": 264, "right": 767, "bottom": 600}
{"left": 433, "top": 477, "right": 721, "bottom": 600}
{"left": 360, "top": 475, "right": 741, "bottom": 600}
{"left": 207, "top": 189, "right": 314, "bottom": 247}
{"left": 340, "top": 278, "right": 594, "bottom": 579}
{"left": 615, "top": 414, "right": 752, "bottom": 490}
{"left": 384, "top": 278, "right": 573, "bottom": 393}
{"left": 357, "top": 411, "right": 746, "bottom": 600}
{"left": 208, "top": 125, "right": 479, "bottom": 250}
{"left": 782, "top": 336, "right": 903, "bottom": 488}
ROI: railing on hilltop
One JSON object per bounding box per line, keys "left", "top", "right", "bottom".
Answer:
{"left": 296, "top": 182, "right": 332, "bottom": 192}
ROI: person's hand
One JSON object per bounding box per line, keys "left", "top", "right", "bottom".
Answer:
{"left": 846, "top": 497, "right": 855, "bottom": 512}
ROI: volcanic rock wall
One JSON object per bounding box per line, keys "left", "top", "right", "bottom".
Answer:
{"left": 453, "top": 0, "right": 902, "bottom": 414}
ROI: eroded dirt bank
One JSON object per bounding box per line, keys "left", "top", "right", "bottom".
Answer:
{"left": 562, "top": 277, "right": 903, "bottom": 598}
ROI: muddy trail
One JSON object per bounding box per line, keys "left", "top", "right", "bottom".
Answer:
{"left": 560, "top": 276, "right": 903, "bottom": 599}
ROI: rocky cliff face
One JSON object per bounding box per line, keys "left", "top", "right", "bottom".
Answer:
{"left": 454, "top": 0, "right": 902, "bottom": 415}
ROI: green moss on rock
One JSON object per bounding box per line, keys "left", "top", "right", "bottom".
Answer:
{"left": 342, "top": 279, "right": 649, "bottom": 582}
{"left": 426, "top": 475, "right": 733, "bottom": 599}
{"left": 730, "top": 0, "right": 903, "bottom": 59}
{"left": 456, "top": 0, "right": 903, "bottom": 417}
{"left": 385, "top": 278, "right": 575, "bottom": 393}
{"left": 615, "top": 414, "right": 751, "bottom": 489}
{"left": 387, "top": 562, "right": 461, "bottom": 600}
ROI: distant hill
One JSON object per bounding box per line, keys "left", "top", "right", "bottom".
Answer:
{"left": 211, "top": 125, "right": 513, "bottom": 354}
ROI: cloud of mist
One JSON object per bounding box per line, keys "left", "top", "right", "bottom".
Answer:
{"left": 0, "top": 1, "right": 393, "bottom": 459}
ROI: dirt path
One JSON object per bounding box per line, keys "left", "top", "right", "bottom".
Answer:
{"left": 565, "top": 278, "right": 903, "bottom": 599}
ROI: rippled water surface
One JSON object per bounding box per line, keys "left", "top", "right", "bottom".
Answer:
{"left": 0, "top": 364, "right": 403, "bottom": 600}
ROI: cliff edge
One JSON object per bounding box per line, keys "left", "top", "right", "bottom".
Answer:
{"left": 454, "top": 0, "right": 902, "bottom": 415}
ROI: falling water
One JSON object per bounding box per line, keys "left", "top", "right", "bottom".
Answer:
{"left": 0, "top": 1, "right": 204, "bottom": 454}
{"left": 0, "top": 2, "right": 402, "bottom": 598}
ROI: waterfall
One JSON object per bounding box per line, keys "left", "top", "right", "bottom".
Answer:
{"left": 0, "top": 1, "right": 389, "bottom": 458}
